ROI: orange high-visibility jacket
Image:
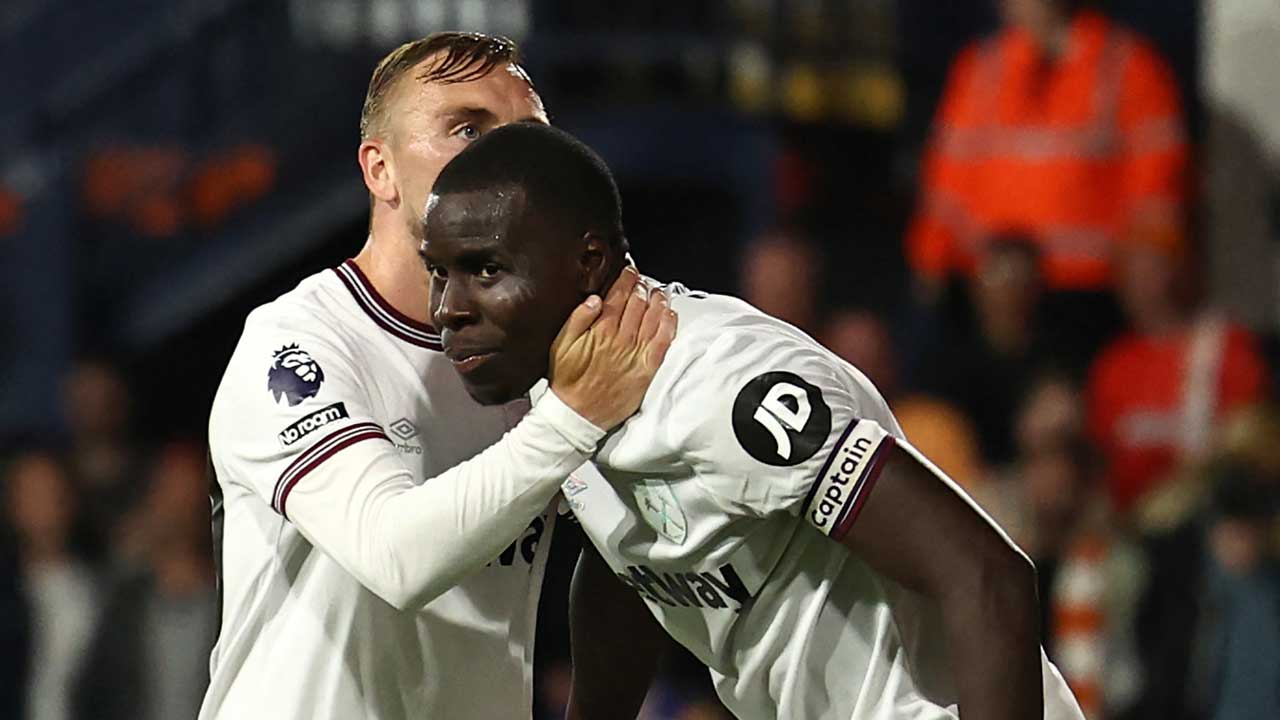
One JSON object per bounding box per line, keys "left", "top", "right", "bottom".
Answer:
{"left": 907, "top": 11, "right": 1188, "bottom": 290}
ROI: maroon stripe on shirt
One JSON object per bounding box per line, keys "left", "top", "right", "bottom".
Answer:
{"left": 341, "top": 260, "right": 438, "bottom": 335}
{"left": 333, "top": 261, "right": 443, "bottom": 350}
{"left": 272, "top": 422, "right": 387, "bottom": 514}
{"left": 276, "top": 426, "right": 389, "bottom": 519}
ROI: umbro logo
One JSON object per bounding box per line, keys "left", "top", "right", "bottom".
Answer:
{"left": 389, "top": 418, "right": 418, "bottom": 440}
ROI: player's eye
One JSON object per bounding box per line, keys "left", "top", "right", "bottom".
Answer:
{"left": 426, "top": 264, "right": 448, "bottom": 281}
{"left": 478, "top": 263, "right": 502, "bottom": 280}
{"left": 452, "top": 124, "right": 480, "bottom": 141}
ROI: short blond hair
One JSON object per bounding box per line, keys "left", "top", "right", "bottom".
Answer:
{"left": 360, "top": 32, "right": 527, "bottom": 140}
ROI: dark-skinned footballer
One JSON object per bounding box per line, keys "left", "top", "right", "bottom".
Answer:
{"left": 419, "top": 122, "right": 1087, "bottom": 720}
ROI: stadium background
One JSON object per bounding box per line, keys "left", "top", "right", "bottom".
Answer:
{"left": 0, "top": 1, "right": 1277, "bottom": 719}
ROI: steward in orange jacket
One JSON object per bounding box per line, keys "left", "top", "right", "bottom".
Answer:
{"left": 908, "top": 6, "right": 1187, "bottom": 292}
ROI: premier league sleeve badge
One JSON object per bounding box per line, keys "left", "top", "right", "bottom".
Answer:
{"left": 268, "top": 344, "right": 326, "bottom": 406}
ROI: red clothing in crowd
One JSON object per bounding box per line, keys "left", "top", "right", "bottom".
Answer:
{"left": 1087, "top": 317, "right": 1268, "bottom": 512}
{"left": 908, "top": 10, "right": 1188, "bottom": 290}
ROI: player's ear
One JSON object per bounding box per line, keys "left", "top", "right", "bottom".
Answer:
{"left": 577, "top": 232, "right": 610, "bottom": 294}
{"left": 358, "top": 139, "right": 399, "bottom": 205}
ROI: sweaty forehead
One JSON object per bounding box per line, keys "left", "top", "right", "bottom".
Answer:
{"left": 392, "top": 59, "right": 545, "bottom": 125}
{"left": 425, "top": 187, "right": 528, "bottom": 246}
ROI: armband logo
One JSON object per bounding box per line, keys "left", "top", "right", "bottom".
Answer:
{"left": 732, "top": 372, "right": 831, "bottom": 466}
{"left": 268, "top": 344, "right": 325, "bottom": 406}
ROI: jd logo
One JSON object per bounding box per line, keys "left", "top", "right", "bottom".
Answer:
{"left": 732, "top": 372, "right": 831, "bottom": 466}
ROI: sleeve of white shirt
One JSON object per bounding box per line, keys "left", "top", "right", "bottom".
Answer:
{"left": 662, "top": 324, "right": 905, "bottom": 542}
{"left": 209, "top": 306, "right": 603, "bottom": 610}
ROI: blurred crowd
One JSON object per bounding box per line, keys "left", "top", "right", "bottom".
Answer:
{"left": 2, "top": 2, "right": 1278, "bottom": 720}
{"left": 0, "top": 361, "right": 217, "bottom": 720}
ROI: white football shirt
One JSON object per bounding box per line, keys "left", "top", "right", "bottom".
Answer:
{"left": 561, "top": 285, "right": 1085, "bottom": 720}
{"left": 202, "top": 260, "right": 565, "bottom": 720}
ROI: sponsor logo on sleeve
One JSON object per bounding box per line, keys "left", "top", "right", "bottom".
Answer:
{"left": 731, "top": 371, "right": 832, "bottom": 466}
{"left": 805, "top": 420, "right": 894, "bottom": 538}
{"left": 268, "top": 344, "right": 325, "bottom": 406}
{"left": 278, "top": 402, "right": 349, "bottom": 447}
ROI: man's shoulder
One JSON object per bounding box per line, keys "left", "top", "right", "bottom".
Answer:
{"left": 243, "top": 268, "right": 349, "bottom": 335}
{"left": 647, "top": 286, "right": 875, "bottom": 439}
{"left": 662, "top": 287, "right": 826, "bottom": 376}
{"left": 227, "top": 267, "right": 379, "bottom": 371}
{"left": 213, "top": 268, "right": 364, "bottom": 415}
{"left": 666, "top": 286, "right": 776, "bottom": 339}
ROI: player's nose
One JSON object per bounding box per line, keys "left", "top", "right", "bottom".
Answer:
{"left": 432, "top": 278, "right": 478, "bottom": 330}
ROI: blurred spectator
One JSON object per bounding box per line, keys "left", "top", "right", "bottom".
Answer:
{"left": 1016, "top": 371, "right": 1085, "bottom": 457}
{"left": 973, "top": 379, "right": 1144, "bottom": 718}
{"left": 1201, "top": 0, "right": 1280, "bottom": 331}
{"left": 5, "top": 451, "right": 98, "bottom": 720}
{"left": 738, "top": 228, "right": 822, "bottom": 334}
{"left": 1087, "top": 237, "right": 1268, "bottom": 516}
{"left": 1134, "top": 403, "right": 1280, "bottom": 536}
{"left": 822, "top": 308, "right": 900, "bottom": 400}
{"left": 1193, "top": 467, "right": 1280, "bottom": 719}
{"left": 822, "top": 308, "right": 983, "bottom": 488}
{"left": 61, "top": 358, "right": 143, "bottom": 558}
{"left": 1133, "top": 458, "right": 1280, "bottom": 719}
{"left": 76, "top": 441, "right": 216, "bottom": 720}
{"left": 918, "top": 237, "right": 1072, "bottom": 465}
{"left": 1217, "top": 403, "right": 1280, "bottom": 481}
{"left": 906, "top": 0, "right": 1187, "bottom": 352}
{"left": 892, "top": 396, "right": 985, "bottom": 493}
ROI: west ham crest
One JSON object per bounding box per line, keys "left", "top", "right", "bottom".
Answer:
{"left": 633, "top": 480, "right": 688, "bottom": 545}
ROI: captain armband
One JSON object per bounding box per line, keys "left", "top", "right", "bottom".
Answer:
{"left": 803, "top": 420, "right": 895, "bottom": 540}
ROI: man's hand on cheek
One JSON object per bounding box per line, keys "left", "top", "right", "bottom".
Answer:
{"left": 548, "top": 267, "right": 678, "bottom": 430}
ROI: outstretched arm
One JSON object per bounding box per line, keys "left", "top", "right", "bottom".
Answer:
{"left": 212, "top": 269, "right": 677, "bottom": 610}
{"left": 840, "top": 442, "right": 1042, "bottom": 719}
{"left": 566, "top": 543, "right": 667, "bottom": 720}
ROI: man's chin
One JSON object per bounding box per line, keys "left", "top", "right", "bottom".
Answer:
{"left": 458, "top": 375, "right": 526, "bottom": 406}
{"left": 462, "top": 382, "right": 510, "bottom": 406}
{"left": 459, "top": 374, "right": 540, "bottom": 406}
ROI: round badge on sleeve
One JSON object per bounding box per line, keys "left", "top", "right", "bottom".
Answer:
{"left": 732, "top": 372, "right": 832, "bottom": 466}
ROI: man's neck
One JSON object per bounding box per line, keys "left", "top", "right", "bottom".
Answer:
{"left": 598, "top": 258, "right": 628, "bottom": 297}
{"left": 352, "top": 222, "right": 433, "bottom": 326}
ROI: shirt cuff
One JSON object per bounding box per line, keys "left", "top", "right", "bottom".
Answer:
{"left": 534, "top": 389, "right": 607, "bottom": 453}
